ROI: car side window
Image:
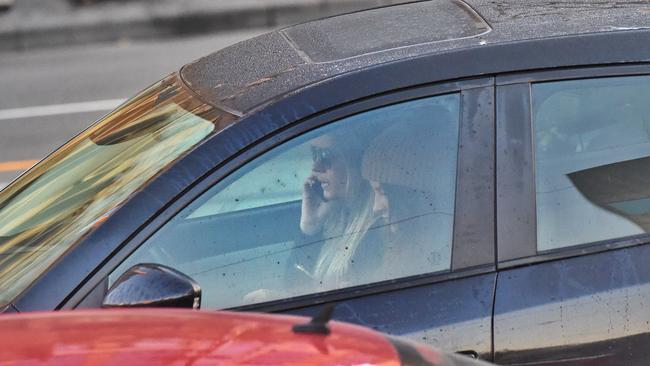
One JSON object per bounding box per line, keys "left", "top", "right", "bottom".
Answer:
{"left": 110, "top": 94, "right": 460, "bottom": 309}
{"left": 533, "top": 75, "right": 650, "bottom": 251}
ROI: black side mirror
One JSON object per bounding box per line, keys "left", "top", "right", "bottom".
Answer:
{"left": 102, "top": 263, "right": 201, "bottom": 309}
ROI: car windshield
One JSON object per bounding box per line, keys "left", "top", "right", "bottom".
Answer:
{"left": 0, "top": 74, "right": 236, "bottom": 308}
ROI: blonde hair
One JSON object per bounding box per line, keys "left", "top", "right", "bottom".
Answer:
{"left": 312, "top": 148, "right": 376, "bottom": 286}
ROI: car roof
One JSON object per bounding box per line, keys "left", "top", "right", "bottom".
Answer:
{"left": 0, "top": 309, "right": 401, "bottom": 365}
{"left": 181, "top": 0, "right": 650, "bottom": 116}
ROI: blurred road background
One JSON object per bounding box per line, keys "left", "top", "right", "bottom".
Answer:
{"left": 0, "top": 0, "right": 406, "bottom": 188}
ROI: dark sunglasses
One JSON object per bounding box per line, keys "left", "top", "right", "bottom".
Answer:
{"left": 311, "top": 146, "right": 337, "bottom": 168}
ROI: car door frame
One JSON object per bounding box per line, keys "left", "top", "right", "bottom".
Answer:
{"left": 61, "top": 75, "right": 497, "bottom": 314}
{"left": 496, "top": 62, "right": 650, "bottom": 266}
{"left": 494, "top": 62, "right": 650, "bottom": 365}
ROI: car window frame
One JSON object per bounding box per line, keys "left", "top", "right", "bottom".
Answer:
{"left": 496, "top": 63, "right": 650, "bottom": 268}
{"left": 66, "top": 76, "right": 496, "bottom": 311}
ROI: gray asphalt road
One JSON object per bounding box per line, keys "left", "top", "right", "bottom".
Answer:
{"left": 0, "top": 29, "right": 267, "bottom": 187}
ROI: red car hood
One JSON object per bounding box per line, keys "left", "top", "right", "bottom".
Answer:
{"left": 0, "top": 309, "right": 410, "bottom": 365}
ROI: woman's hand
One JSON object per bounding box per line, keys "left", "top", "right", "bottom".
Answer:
{"left": 300, "top": 174, "right": 331, "bottom": 235}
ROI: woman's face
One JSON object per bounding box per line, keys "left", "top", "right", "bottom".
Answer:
{"left": 370, "top": 181, "right": 398, "bottom": 234}
{"left": 310, "top": 135, "right": 350, "bottom": 201}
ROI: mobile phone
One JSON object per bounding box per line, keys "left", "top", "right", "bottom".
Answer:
{"left": 313, "top": 179, "right": 325, "bottom": 201}
{"left": 308, "top": 176, "right": 326, "bottom": 201}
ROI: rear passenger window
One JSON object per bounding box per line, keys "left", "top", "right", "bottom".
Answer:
{"left": 533, "top": 76, "right": 650, "bottom": 251}
{"left": 111, "top": 94, "right": 460, "bottom": 309}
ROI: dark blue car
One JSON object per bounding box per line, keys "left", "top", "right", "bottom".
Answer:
{"left": 3, "top": 1, "right": 650, "bottom": 365}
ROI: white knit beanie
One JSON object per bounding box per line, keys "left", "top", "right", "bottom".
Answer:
{"left": 361, "top": 106, "right": 454, "bottom": 191}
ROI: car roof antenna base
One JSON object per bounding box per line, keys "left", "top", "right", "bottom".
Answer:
{"left": 292, "top": 303, "right": 336, "bottom": 335}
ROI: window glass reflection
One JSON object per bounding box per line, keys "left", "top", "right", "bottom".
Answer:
{"left": 112, "top": 94, "right": 460, "bottom": 308}
{"left": 534, "top": 76, "right": 650, "bottom": 251}
{"left": 0, "top": 74, "right": 235, "bottom": 308}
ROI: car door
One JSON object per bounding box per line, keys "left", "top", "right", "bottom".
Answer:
{"left": 85, "top": 78, "right": 497, "bottom": 360}
{"left": 272, "top": 81, "right": 496, "bottom": 360}
{"left": 495, "top": 65, "right": 650, "bottom": 365}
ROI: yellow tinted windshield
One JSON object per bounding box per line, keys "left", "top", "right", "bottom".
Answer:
{"left": 0, "top": 74, "right": 236, "bottom": 308}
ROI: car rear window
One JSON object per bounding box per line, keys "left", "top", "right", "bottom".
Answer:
{"left": 281, "top": 0, "right": 490, "bottom": 63}
{"left": 533, "top": 75, "right": 650, "bottom": 251}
